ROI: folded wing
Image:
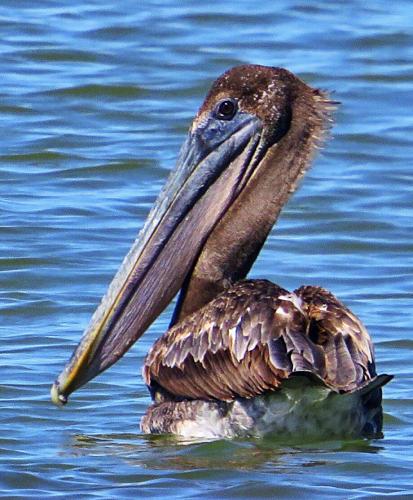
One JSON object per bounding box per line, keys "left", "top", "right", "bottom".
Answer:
{"left": 143, "top": 279, "right": 377, "bottom": 402}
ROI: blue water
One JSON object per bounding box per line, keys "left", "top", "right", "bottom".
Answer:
{"left": 1, "top": 1, "right": 413, "bottom": 497}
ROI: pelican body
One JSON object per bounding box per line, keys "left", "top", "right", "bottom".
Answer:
{"left": 51, "top": 65, "right": 392, "bottom": 440}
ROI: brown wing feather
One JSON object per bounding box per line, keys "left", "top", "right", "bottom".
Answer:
{"left": 295, "top": 285, "right": 376, "bottom": 388}
{"left": 143, "top": 279, "right": 376, "bottom": 402}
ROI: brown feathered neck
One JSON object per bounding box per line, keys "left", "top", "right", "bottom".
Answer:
{"left": 171, "top": 65, "right": 335, "bottom": 326}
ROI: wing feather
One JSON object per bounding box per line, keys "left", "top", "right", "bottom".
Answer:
{"left": 143, "top": 279, "right": 379, "bottom": 401}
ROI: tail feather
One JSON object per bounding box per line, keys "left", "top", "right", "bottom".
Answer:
{"left": 352, "top": 374, "right": 393, "bottom": 396}
{"left": 353, "top": 374, "right": 393, "bottom": 437}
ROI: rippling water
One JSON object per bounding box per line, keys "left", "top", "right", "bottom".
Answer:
{"left": 1, "top": 1, "right": 413, "bottom": 497}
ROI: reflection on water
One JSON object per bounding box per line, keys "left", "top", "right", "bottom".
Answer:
{"left": 1, "top": 0, "right": 413, "bottom": 497}
{"left": 70, "top": 432, "right": 383, "bottom": 473}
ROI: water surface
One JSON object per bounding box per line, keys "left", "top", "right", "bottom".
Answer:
{"left": 1, "top": 1, "right": 413, "bottom": 497}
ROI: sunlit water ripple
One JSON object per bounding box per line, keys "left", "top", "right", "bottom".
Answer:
{"left": 1, "top": 1, "right": 412, "bottom": 497}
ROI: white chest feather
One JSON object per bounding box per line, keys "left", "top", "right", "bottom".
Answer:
{"left": 141, "top": 377, "right": 381, "bottom": 441}
{"left": 173, "top": 389, "right": 362, "bottom": 440}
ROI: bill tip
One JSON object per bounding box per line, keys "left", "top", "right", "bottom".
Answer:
{"left": 51, "top": 381, "right": 68, "bottom": 406}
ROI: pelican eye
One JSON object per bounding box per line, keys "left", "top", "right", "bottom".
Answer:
{"left": 215, "top": 98, "right": 237, "bottom": 120}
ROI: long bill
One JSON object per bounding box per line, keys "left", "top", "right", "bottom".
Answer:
{"left": 51, "top": 112, "right": 265, "bottom": 405}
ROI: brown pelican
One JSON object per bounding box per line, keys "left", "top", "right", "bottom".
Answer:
{"left": 51, "top": 65, "right": 392, "bottom": 440}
